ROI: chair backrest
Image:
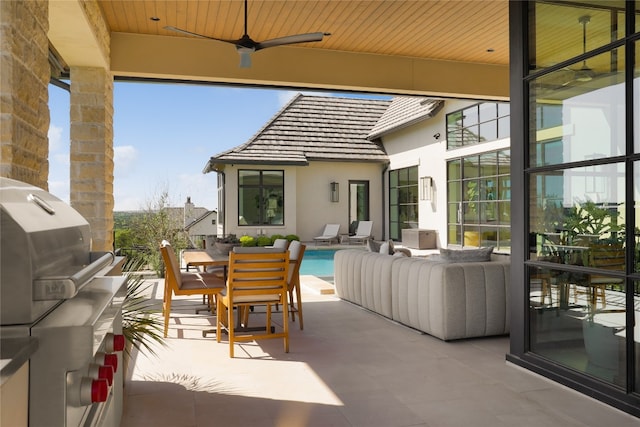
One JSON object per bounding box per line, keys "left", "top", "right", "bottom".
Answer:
{"left": 272, "top": 238, "right": 289, "bottom": 249}
{"left": 287, "top": 240, "right": 306, "bottom": 286}
{"left": 355, "top": 221, "right": 373, "bottom": 236}
{"left": 324, "top": 223, "right": 340, "bottom": 236}
{"left": 227, "top": 250, "right": 290, "bottom": 302}
{"left": 589, "top": 243, "right": 625, "bottom": 272}
{"left": 160, "top": 240, "right": 181, "bottom": 291}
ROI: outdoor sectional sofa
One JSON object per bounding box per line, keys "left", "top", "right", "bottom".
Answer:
{"left": 333, "top": 249, "right": 510, "bottom": 341}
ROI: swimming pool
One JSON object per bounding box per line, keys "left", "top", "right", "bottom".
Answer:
{"left": 299, "top": 248, "right": 339, "bottom": 279}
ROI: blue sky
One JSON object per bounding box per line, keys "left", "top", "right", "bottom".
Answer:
{"left": 48, "top": 82, "right": 388, "bottom": 211}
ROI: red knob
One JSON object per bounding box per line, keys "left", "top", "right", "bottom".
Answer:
{"left": 98, "top": 365, "right": 114, "bottom": 386}
{"left": 88, "top": 363, "right": 114, "bottom": 386}
{"left": 106, "top": 333, "right": 126, "bottom": 352}
{"left": 91, "top": 379, "right": 109, "bottom": 403}
{"left": 103, "top": 353, "right": 118, "bottom": 372}
{"left": 113, "top": 334, "right": 125, "bottom": 352}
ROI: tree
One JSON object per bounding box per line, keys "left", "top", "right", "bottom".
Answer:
{"left": 129, "top": 189, "right": 189, "bottom": 277}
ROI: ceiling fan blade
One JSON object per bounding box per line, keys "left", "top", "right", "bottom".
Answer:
{"left": 163, "top": 26, "right": 238, "bottom": 46}
{"left": 256, "top": 32, "right": 329, "bottom": 50}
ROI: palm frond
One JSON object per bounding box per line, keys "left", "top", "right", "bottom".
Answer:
{"left": 122, "top": 258, "right": 166, "bottom": 357}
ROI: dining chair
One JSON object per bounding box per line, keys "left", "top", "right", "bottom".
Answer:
{"left": 160, "top": 240, "right": 226, "bottom": 338}
{"left": 572, "top": 243, "right": 625, "bottom": 309}
{"left": 286, "top": 240, "right": 306, "bottom": 329}
{"left": 216, "top": 248, "right": 290, "bottom": 357}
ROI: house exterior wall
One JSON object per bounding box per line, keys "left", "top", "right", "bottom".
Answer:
{"left": 381, "top": 99, "right": 510, "bottom": 249}
{"left": 187, "top": 212, "right": 217, "bottom": 237}
{"left": 219, "top": 161, "right": 386, "bottom": 242}
{"left": 295, "top": 162, "right": 386, "bottom": 242}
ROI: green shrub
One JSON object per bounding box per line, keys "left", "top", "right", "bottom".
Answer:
{"left": 285, "top": 234, "right": 300, "bottom": 242}
{"left": 270, "top": 234, "right": 285, "bottom": 244}
{"left": 256, "top": 236, "right": 272, "bottom": 246}
{"left": 240, "top": 235, "right": 257, "bottom": 247}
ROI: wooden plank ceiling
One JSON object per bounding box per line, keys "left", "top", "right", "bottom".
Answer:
{"left": 98, "top": 0, "right": 510, "bottom": 67}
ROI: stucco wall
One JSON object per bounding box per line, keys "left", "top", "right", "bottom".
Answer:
{"left": 381, "top": 99, "right": 510, "bottom": 249}
{"left": 220, "top": 161, "right": 386, "bottom": 242}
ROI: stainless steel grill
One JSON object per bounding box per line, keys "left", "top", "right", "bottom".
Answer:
{"left": 0, "top": 177, "right": 127, "bottom": 427}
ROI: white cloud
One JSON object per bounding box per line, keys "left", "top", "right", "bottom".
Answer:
{"left": 48, "top": 180, "right": 70, "bottom": 204}
{"left": 48, "top": 124, "right": 64, "bottom": 152}
{"left": 52, "top": 153, "right": 69, "bottom": 167}
{"left": 114, "top": 145, "right": 138, "bottom": 178}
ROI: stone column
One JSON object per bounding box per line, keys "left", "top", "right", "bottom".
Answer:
{"left": 0, "top": 0, "right": 50, "bottom": 188}
{"left": 69, "top": 67, "right": 114, "bottom": 251}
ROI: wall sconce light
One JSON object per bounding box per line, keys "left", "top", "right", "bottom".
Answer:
{"left": 420, "top": 176, "right": 433, "bottom": 201}
{"left": 330, "top": 181, "right": 339, "bottom": 202}
{"left": 433, "top": 133, "right": 441, "bottom": 140}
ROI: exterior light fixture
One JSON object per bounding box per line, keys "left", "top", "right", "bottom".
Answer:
{"left": 330, "top": 182, "right": 339, "bottom": 202}
{"left": 420, "top": 176, "right": 433, "bottom": 201}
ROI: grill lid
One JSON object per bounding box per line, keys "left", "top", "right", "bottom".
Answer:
{"left": 0, "top": 177, "right": 113, "bottom": 325}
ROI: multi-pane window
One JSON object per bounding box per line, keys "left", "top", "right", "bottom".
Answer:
{"left": 447, "top": 150, "right": 511, "bottom": 251}
{"left": 520, "top": 0, "right": 639, "bottom": 400}
{"left": 237, "top": 170, "right": 284, "bottom": 226}
{"left": 389, "top": 166, "right": 418, "bottom": 240}
{"left": 446, "top": 102, "right": 510, "bottom": 149}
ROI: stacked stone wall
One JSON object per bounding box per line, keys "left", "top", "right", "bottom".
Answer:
{"left": 70, "top": 67, "right": 114, "bottom": 251}
{"left": 0, "top": 0, "right": 50, "bottom": 189}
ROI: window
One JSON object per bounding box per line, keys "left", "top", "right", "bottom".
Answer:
{"left": 389, "top": 166, "right": 418, "bottom": 240}
{"left": 238, "top": 170, "right": 284, "bottom": 226}
{"left": 446, "top": 102, "right": 510, "bottom": 149}
{"left": 447, "top": 150, "right": 510, "bottom": 251}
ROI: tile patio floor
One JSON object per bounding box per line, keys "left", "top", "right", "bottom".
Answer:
{"left": 121, "top": 276, "right": 638, "bottom": 427}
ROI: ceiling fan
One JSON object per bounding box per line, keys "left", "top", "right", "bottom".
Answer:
{"left": 164, "top": 0, "right": 330, "bottom": 68}
{"left": 571, "top": 15, "right": 596, "bottom": 83}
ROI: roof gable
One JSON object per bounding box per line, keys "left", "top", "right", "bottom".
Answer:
{"left": 368, "top": 97, "right": 443, "bottom": 139}
{"left": 204, "top": 94, "right": 391, "bottom": 172}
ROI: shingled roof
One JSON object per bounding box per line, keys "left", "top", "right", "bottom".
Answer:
{"left": 367, "top": 97, "right": 443, "bottom": 140}
{"left": 203, "top": 94, "right": 392, "bottom": 173}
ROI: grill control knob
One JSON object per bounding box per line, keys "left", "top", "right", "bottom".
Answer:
{"left": 106, "top": 333, "right": 126, "bottom": 352}
{"left": 88, "top": 363, "right": 114, "bottom": 386}
{"left": 95, "top": 352, "right": 118, "bottom": 373}
{"left": 79, "top": 377, "right": 109, "bottom": 405}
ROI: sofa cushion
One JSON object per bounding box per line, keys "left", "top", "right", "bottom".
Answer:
{"left": 439, "top": 246, "right": 494, "bottom": 262}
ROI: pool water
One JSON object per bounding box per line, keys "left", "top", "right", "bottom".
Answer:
{"left": 300, "top": 249, "right": 339, "bottom": 278}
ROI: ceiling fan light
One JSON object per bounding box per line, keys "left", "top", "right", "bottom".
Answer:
{"left": 575, "top": 64, "right": 595, "bottom": 82}
{"left": 237, "top": 49, "right": 252, "bottom": 68}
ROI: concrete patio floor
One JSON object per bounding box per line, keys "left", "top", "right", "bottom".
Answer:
{"left": 121, "top": 276, "right": 638, "bottom": 427}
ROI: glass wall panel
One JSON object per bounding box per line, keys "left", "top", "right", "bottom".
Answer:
{"left": 635, "top": 41, "right": 640, "bottom": 153}
{"left": 531, "top": 2, "right": 625, "bottom": 74}
{"left": 530, "top": 163, "right": 625, "bottom": 265}
{"left": 530, "top": 50, "right": 626, "bottom": 167}
{"left": 529, "top": 265, "right": 626, "bottom": 387}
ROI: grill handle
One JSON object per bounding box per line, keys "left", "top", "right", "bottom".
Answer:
{"left": 33, "top": 252, "right": 115, "bottom": 300}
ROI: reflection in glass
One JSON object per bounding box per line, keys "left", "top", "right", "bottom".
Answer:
{"left": 529, "top": 163, "right": 625, "bottom": 264}
{"left": 529, "top": 265, "right": 626, "bottom": 387}
{"left": 530, "top": 50, "right": 625, "bottom": 167}
{"left": 531, "top": 2, "right": 625, "bottom": 74}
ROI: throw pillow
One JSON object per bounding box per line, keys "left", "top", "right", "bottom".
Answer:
{"left": 379, "top": 242, "right": 389, "bottom": 254}
{"left": 439, "top": 246, "right": 494, "bottom": 262}
{"left": 366, "top": 239, "right": 382, "bottom": 253}
{"left": 379, "top": 240, "right": 396, "bottom": 255}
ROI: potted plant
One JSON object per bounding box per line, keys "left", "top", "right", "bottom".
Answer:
{"left": 215, "top": 234, "right": 241, "bottom": 254}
